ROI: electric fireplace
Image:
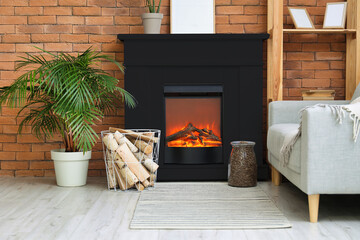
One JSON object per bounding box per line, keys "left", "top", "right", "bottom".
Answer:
{"left": 164, "top": 85, "right": 223, "bottom": 165}
{"left": 118, "top": 34, "right": 269, "bottom": 181}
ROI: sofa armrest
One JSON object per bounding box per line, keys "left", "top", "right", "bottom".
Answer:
{"left": 300, "top": 106, "right": 360, "bottom": 194}
{"left": 268, "top": 100, "right": 349, "bottom": 126}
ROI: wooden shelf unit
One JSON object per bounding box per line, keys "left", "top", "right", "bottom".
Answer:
{"left": 267, "top": 0, "right": 360, "bottom": 102}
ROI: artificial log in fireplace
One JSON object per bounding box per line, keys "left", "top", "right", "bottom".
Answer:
{"left": 118, "top": 34, "right": 269, "bottom": 181}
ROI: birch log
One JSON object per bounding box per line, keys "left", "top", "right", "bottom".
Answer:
{"left": 116, "top": 143, "right": 150, "bottom": 182}
{"left": 114, "top": 165, "right": 130, "bottom": 190}
{"left": 115, "top": 160, "right": 138, "bottom": 188}
{"left": 129, "top": 138, "right": 153, "bottom": 155}
{"left": 102, "top": 134, "right": 118, "bottom": 151}
{"left": 109, "top": 127, "right": 159, "bottom": 143}
{"left": 114, "top": 131, "right": 138, "bottom": 153}
{"left": 143, "top": 159, "right": 159, "bottom": 173}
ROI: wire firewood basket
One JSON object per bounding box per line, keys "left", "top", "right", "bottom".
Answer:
{"left": 101, "top": 128, "right": 161, "bottom": 191}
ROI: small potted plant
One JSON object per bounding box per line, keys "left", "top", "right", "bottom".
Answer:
{"left": 142, "top": 0, "right": 163, "bottom": 34}
{"left": 0, "top": 47, "right": 136, "bottom": 187}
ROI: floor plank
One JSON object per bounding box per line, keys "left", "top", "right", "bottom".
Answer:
{"left": 0, "top": 177, "right": 360, "bottom": 240}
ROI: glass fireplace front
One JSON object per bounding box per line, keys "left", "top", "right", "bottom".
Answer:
{"left": 164, "top": 85, "right": 223, "bottom": 164}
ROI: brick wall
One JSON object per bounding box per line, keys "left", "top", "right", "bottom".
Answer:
{"left": 0, "top": 0, "right": 345, "bottom": 177}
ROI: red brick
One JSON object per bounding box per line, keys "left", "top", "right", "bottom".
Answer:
{"left": 287, "top": 52, "right": 314, "bottom": 61}
{"left": 286, "top": 70, "right": 314, "bottom": 79}
{"left": 232, "top": 0, "right": 259, "bottom": 4}
{"left": 44, "top": 7, "right": 72, "bottom": 15}
{"left": 89, "top": 35, "right": 116, "bottom": 43}
{"left": 60, "top": 34, "right": 88, "bottom": 43}
{"left": 0, "top": 116, "right": 17, "bottom": 124}
{"left": 16, "top": 152, "right": 44, "bottom": 160}
{"left": 32, "top": 143, "right": 61, "bottom": 152}
{"left": 284, "top": 79, "right": 301, "bottom": 88}
{"left": 216, "top": 16, "right": 229, "bottom": 24}
{"left": 0, "top": 62, "right": 14, "bottom": 70}
{"left": 15, "top": 43, "right": 44, "bottom": 52}
{"left": 15, "top": 6, "right": 42, "bottom": 15}
{"left": 59, "top": 0, "right": 86, "bottom": 6}
{"left": 0, "top": 7, "right": 14, "bottom": 15}
{"left": 102, "top": 7, "right": 129, "bottom": 16}
{"left": 44, "top": 43, "right": 72, "bottom": 52}
{"left": 86, "top": 16, "right": 114, "bottom": 25}
{"left": 15, "top": 170, "right": 44, "bottom": 176}
{"left": 244, "top": 24, "right": 266, "bottom": 33}
{"left": 302, "top": 61, "right": 329, "bottom": 70}
{"left": 57, "top": 16, "right": 85, "bottom": 25}
{"left": 0, "top": 152, "right": 15, "bottom": 160}
{"left": 32, "top": 34, "right": 59, "bottom": 43}
{"left": 3, "top": 143, "right": 31, "bottom": 151}
{"left": 0, "top": 134, "right": 16, "bottom": 143}
{"left": 0, "top": 44, "right": 15, "bottom": 52}
{"left": 289, "top": 0, "right": 316, "bottom": 5}
{"left": 16, "top": 25, "right": 44, "bottom": 34}
{"left": 0, "top": 170, "right": 14, "bottom": 177}
{"left": 230, "top": 15, "right": 257, "bottom": 24}
{"left": 0, "top": 0, "right": 27, "bottom": 6}
{"left": 331, "top": 43, "right": 346, "bottom": 52}
{"left": 0, "top": 25, "right": 15, "bottom": 33}
{"left": 302, "top": 78, "right": 331, "bottom": 88}
{"left": 330, "top": 61, "right": 345, "bottom": 70}
{"left": 114, "top": 16, "right": 142, "bottom": 25}
{"left": 0, "top": 16, "right": 26, "bottom": 24}
{"left": 30, "top": 161, "right": 53, "bottom": 169}
{"left": 284, "top": 61, "right": 301, "bottom": 70}
{"left": 29, "top": 0, "right": 57, "bottom": 6}
{"left": 283, "top": 43, "right": 302, "bottom": 51}
{"left": 244, "top": 6, "right": 266, "bottom": 14}
{"left": 316, "top": 52, "right": 344, "bottom": 61}
{"left": 318, "top": 34, "right": 345, "bottom": 42}
{"left": 3, "top": 125, "right": 30, "bottom": 134}
{"left": 216, "top": 6, "right": 243, "bottom": 15}
{"left": 102, "top": 26, "right": 129, "bottom": 34}
{"left": 73, "top": 43, "right": 101, "bottom": 52}
{"left": 315, "top": 70, "right": 343, "bottom": 79}
{"left": 44, "top": 25, "right": 72, "bottom": 34}
{"left": 73, "top": 26, "right": 101, "bottom": 34}
{"left": 17, "top": 134, "right": 44, "bottom": 143}
{"left": 28, "top": 16, "right": 56, "bottom": 24}
{"left": 331, "top": 79, "right": 345, "bottom": 88}
{"left": 73, "top": 7, "right": 101, "bottom": 15}
{"left": 289, "top": 34, "right": 317, "bottom": 42}
{"left": 44, "top": 169, "right": 55, "bottom": 177}
{"left": 302, "top": 43, "right": 330, "bottom": 52}
{"left": 216, "top": 24, "right": 244, "bottom": 33}
{"left": 1, "top": 161, "right": 28, "bottom": 169}
{"left": 88, "top": 0, "right": 116, "bottom": 7}
{"left": 0, "top": 53, "right": 22, "bottom": 62}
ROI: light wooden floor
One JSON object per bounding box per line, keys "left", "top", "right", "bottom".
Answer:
{"left": 1, "top": 178, "right": 360, "bottom": 240}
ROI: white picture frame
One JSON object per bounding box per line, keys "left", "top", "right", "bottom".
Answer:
{"left": 288, "top": 7, "right": 314, "bottom": 29}
{"left": 323, "top": 2, "right": 347, "bottom": 29}
{"left": 170, "top": 0, "right": 215, "bottom": 34}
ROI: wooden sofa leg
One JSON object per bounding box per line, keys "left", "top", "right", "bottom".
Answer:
{"left": 308, "top": 194, "right": 320, "bottom": 223}
{"left": 271, "top": 166, "right": 282, "bottom": 186}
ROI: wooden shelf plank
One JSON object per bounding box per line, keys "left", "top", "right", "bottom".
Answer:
{"left": 283, "top": 29, "right": 357, "bottom": 34}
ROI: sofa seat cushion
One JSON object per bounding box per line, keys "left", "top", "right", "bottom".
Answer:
{"left": 267, "top": 124, "right": 301, "bottom": 174}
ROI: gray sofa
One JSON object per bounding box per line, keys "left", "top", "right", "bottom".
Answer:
{"left": 267, "top": 87, "right": 360, "bottom": 222}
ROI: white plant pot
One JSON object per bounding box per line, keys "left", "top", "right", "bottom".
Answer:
{"left": 141, "top": 13, "right": 163, "bottom": 34}
{"left": 51, "top": 149, "right": 91, "bottom": 187}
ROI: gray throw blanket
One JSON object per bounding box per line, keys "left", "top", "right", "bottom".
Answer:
{"left": 280, "top": 102, "right": 360, "bottom": 167}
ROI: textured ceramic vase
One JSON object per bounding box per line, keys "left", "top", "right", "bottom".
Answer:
{"left": 51, "top": 149, "right": 91, "bottom": 187}
{"left": 228, "top": 141, "right": 257, "bottom": 187}
{"left": 141, "top": 13, "right": 163, "bottom": 34}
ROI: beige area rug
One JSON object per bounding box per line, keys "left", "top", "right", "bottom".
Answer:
{"left": 130, "top": 182, "right": 292, "bottom": 229}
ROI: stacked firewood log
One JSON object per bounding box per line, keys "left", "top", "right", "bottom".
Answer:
{"left": 102, "top": 127, "right": 159, "bottom": 191}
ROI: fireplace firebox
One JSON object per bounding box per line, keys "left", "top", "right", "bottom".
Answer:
{"left": 165, "top": 85, "right": 223, "bottom": 165}
{"left": 118, "top": 34, "right": 269, "bottom": 181}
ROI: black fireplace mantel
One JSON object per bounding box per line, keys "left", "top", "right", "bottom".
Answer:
{"left": 118, "top": 33, "right": 269, "bottom": 181}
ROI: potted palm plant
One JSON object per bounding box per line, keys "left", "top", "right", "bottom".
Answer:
{"left": 0, "top": 47, "right": 135, "bottom": 187}
{"left": 142, "top": 0, "right": 163, "bottom": 34}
